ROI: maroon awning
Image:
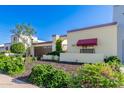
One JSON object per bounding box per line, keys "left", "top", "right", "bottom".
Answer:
{"left": 77, "top": 38, "right": 97, "bottom": 46}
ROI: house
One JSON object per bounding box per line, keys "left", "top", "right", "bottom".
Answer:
{"left": 1, "top": 5, "right": 124, "bottom": 63}
{"left": 4, "top": 43, "right": 11, "bottom": 51}
{"left": 31, "top": 35, "right": 67, "bottom": 57}
{"left": 11, "top": 34, "right": 44, "bottom": 48}
{"left": 59, "top": 22, "right": 118, "bottom": 63}
{"left": 42, "top": 5, "right": 124, "bottom": 63}
{"left": 0, "top": 44, "right": 4, "bottom": 52}
{"left": 0, "top": 34, "right": 45, "bottom": 53}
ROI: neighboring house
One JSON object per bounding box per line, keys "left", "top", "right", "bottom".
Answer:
{"left": 11, "top": 34, "right": 44, "bottom": 48}
{"left": 31, "top": 35, "right": 67, "bottom": 57}
{"left": 0, "top": 44, "right": 5, "bottom": 52}
{"left": 0, "top": 34, "right": 46, "bottom": 53}
{"left": 4, "top": 43, "right": 11, "bottom": 51}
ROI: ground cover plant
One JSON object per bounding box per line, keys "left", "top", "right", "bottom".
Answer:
{"left": 0, "top": 54, "right": 25, "bottom": 76}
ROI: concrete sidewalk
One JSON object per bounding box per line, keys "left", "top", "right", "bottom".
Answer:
{"left": 0, "top": 74, "right": 38, "bottom": 88}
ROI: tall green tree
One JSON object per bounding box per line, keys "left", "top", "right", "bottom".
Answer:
{"left": 56, "top": 38, "right": 63, "bottom": 52}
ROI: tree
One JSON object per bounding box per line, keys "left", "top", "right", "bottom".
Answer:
{"left": 56, "top": 38, "right": 63, "bottom": 52}
{"left": 11, "top": 24, "right": 23, "bottom": 37}
{"left": 11, "top": 23, "right": 36, "bottom": 56}
{"left": 22, "top": 24, "right": 36, "bottom": 56}
{"left": 10, "top": 42, "right": 25, "bottom": 54}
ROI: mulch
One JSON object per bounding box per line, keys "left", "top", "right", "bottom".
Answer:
{"left": 15, "top": 61, "right": 82, "bottom": 82}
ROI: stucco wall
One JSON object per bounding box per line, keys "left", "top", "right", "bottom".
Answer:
{"left": 67, "top": 25, "right": 118, "bottom": 57}
{"left": 42, "top": 55, "right": 59, "bottom": 61}
{"left": 52, "top": 35, "right": 67, "bottom": 51}
{"left": 0, "top": 47, "right": 4, "bottom": 52}
{"left": 60, "top": 53, "right": 104, "bottom": 63}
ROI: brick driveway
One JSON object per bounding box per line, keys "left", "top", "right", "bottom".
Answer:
{"left": 0, "top": 74, "right": 38, "bottom": 88}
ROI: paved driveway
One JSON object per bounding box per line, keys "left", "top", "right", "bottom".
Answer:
{"left": 0, "top": 74, "right": 38, "bottom": 88}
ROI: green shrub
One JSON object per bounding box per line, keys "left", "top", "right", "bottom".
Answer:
{"left": 47, "top": 51, "right": 60, "bottom": 56}
{"left": 56, "top": 38, "right": 63, "bottom": 52}
{"left": 68, "top": 75, "right": 81, "bottom": 88}
{"left": 0, "top": 55, "right": 25, "bottom": 76}
{"left": 32, "top": 57, "right": 37, "bottom": 61}
{"left": 5, "top": 57, "right": 25, "bottom": 76}
{"left": 28, "top": 64, "right": 71, "bottom": 88}
{"left": 104, "top": 56, "right": 121, "bottom": 71}
{"left": 0, "top": 50, "right": 11, "bottom": 54}
{"left": 47, "top": 51, "right": 64, "bottom": 56}
{"left": 10, "top": 42, "right": 25, "bottom": 54}
{"left": 46, "top": 69, "right": 71, "bottom": 88}
{"left": 75, "top": 63, "right": 124, "bottom": 88}
{"left": 104, "top": 56, "right": 121, "bottom": 64}
{"left": 0, "top": 54, "right": 11, "bottom": 71}
{"left": 107, "top": 60, "right": 121, "bottom": 72}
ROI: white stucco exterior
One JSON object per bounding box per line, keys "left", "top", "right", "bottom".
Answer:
{"left": 52, "top": 35, "right": 67, "bottom": 52}
{"left": 11, "top": 35, "right": 42, "bottom": 48}
{"left": 0, "top": 44, "right": 5, "bottom": 52}
{"left": 60, "top": 53, "right": 104, "bottom": 63}
{"left": 67, "top": 24, "right": 118, "bottom": 57}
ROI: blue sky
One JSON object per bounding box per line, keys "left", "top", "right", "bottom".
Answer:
{"left": 0, "top": 5, "right": 113, "bottom": 44}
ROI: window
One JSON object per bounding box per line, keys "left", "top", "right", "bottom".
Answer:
{"left": 13, "top": 37, "right": 17, "bottom": 42}
{"left": 80, "top": 48, "right": 95, "bottom": 53}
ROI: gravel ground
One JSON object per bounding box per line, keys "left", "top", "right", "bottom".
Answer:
{"left": 15, "top": 61, "right": 82, "bottom": 82}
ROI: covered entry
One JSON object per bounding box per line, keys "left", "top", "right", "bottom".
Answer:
{"left": 32, "top": 41, "right": 52, "bottom": 58}
{"left": 34, "top": 46, "right": 52, "bottom": 57}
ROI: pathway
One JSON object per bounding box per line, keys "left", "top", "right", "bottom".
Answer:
{"left": 0, "top": 74, "right": 38, "bottom": 88}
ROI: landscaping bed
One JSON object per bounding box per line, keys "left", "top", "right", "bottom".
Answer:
{"left": 14, "top": 61, "right": 82, "bottom": 82}
{"left": 1, "top": 53, "right": 124, "bottom": 88}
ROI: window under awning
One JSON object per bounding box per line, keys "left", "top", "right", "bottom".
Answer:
{"left": 77, "top": 38, "right": 97, "bottom": 46}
